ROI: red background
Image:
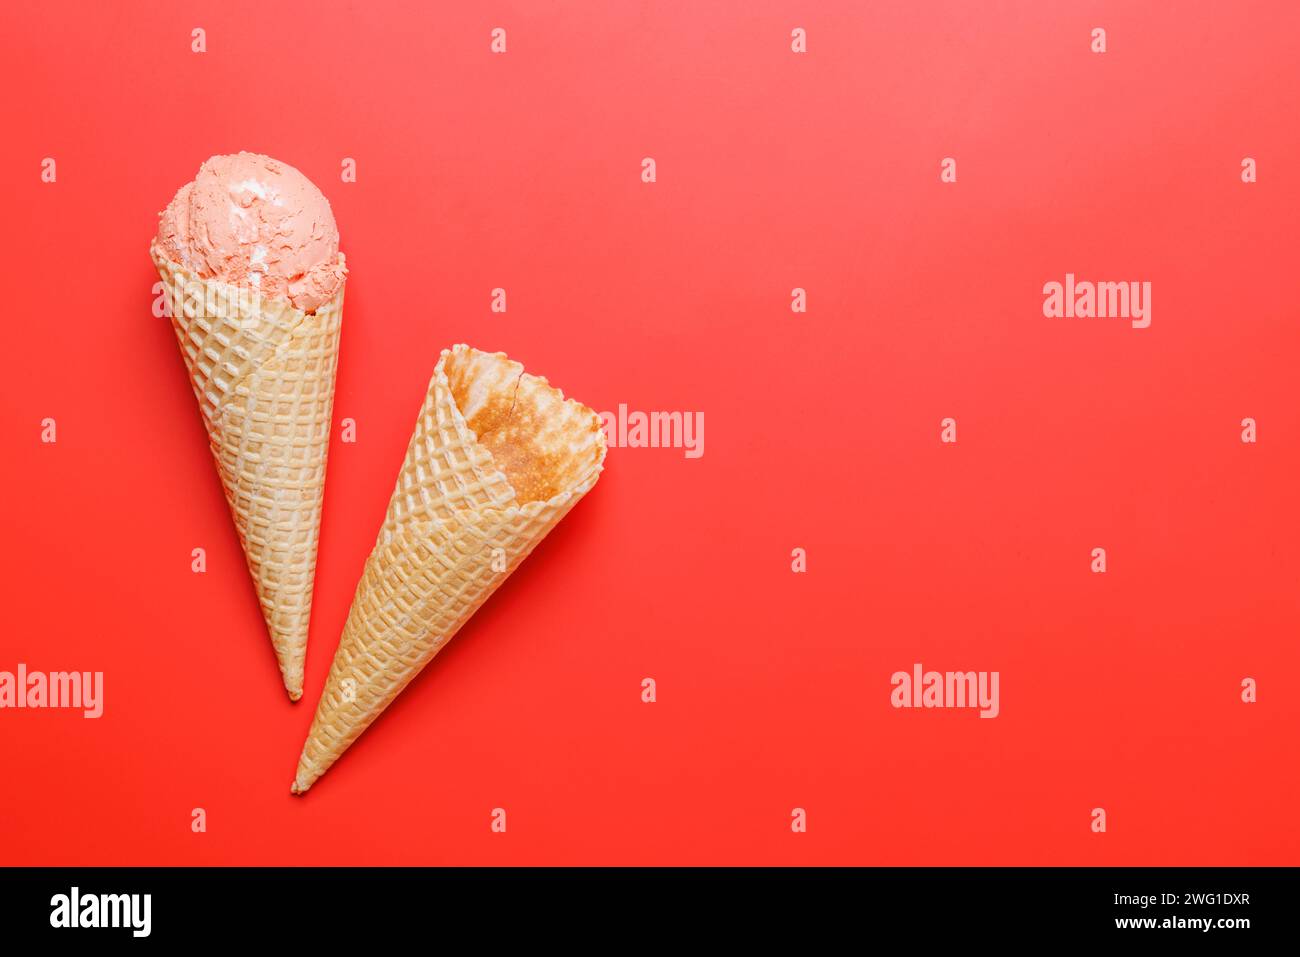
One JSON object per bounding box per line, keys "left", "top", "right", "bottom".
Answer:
{"left": 1, "top": 0, "right": 1297, "bottom": 865}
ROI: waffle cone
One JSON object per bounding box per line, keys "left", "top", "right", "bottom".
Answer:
{"left": 152, "top": 241, "right": 344, "bottom": 701}
{"left": 291, "top": 344, "right": 606, "bottom": 794}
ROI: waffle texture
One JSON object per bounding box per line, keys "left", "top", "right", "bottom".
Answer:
{"left": 152, "top": 241, "right": 344, "bottom": 701}
{"left": 292, "top": 344, "right": 606, "bottom": 793}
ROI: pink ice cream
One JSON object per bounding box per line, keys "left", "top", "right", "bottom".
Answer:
{"left": 156, "top": 152, "right": 345, "bottom": 313}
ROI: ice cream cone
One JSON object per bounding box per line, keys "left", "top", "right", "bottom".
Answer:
{"left": 291, "top": 344, "right": 605, "bottom": 794}
{"left": 152, "top": 241, "right": 344, "bottom": 700}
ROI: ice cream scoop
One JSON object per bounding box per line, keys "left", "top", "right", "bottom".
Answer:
{"left": 156, "top": 152, "right": 345, "bottom": 313}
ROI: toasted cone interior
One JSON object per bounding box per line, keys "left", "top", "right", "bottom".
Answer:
{"left": 443, "top": 346, "right": 605, "bottom": 506}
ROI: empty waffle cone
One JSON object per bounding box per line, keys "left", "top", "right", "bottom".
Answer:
{"left": 152, "top": 241, "right": 344, "bottom": 701}
{"left": 291, "top": 344, "right": 606, "bottom": 794}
